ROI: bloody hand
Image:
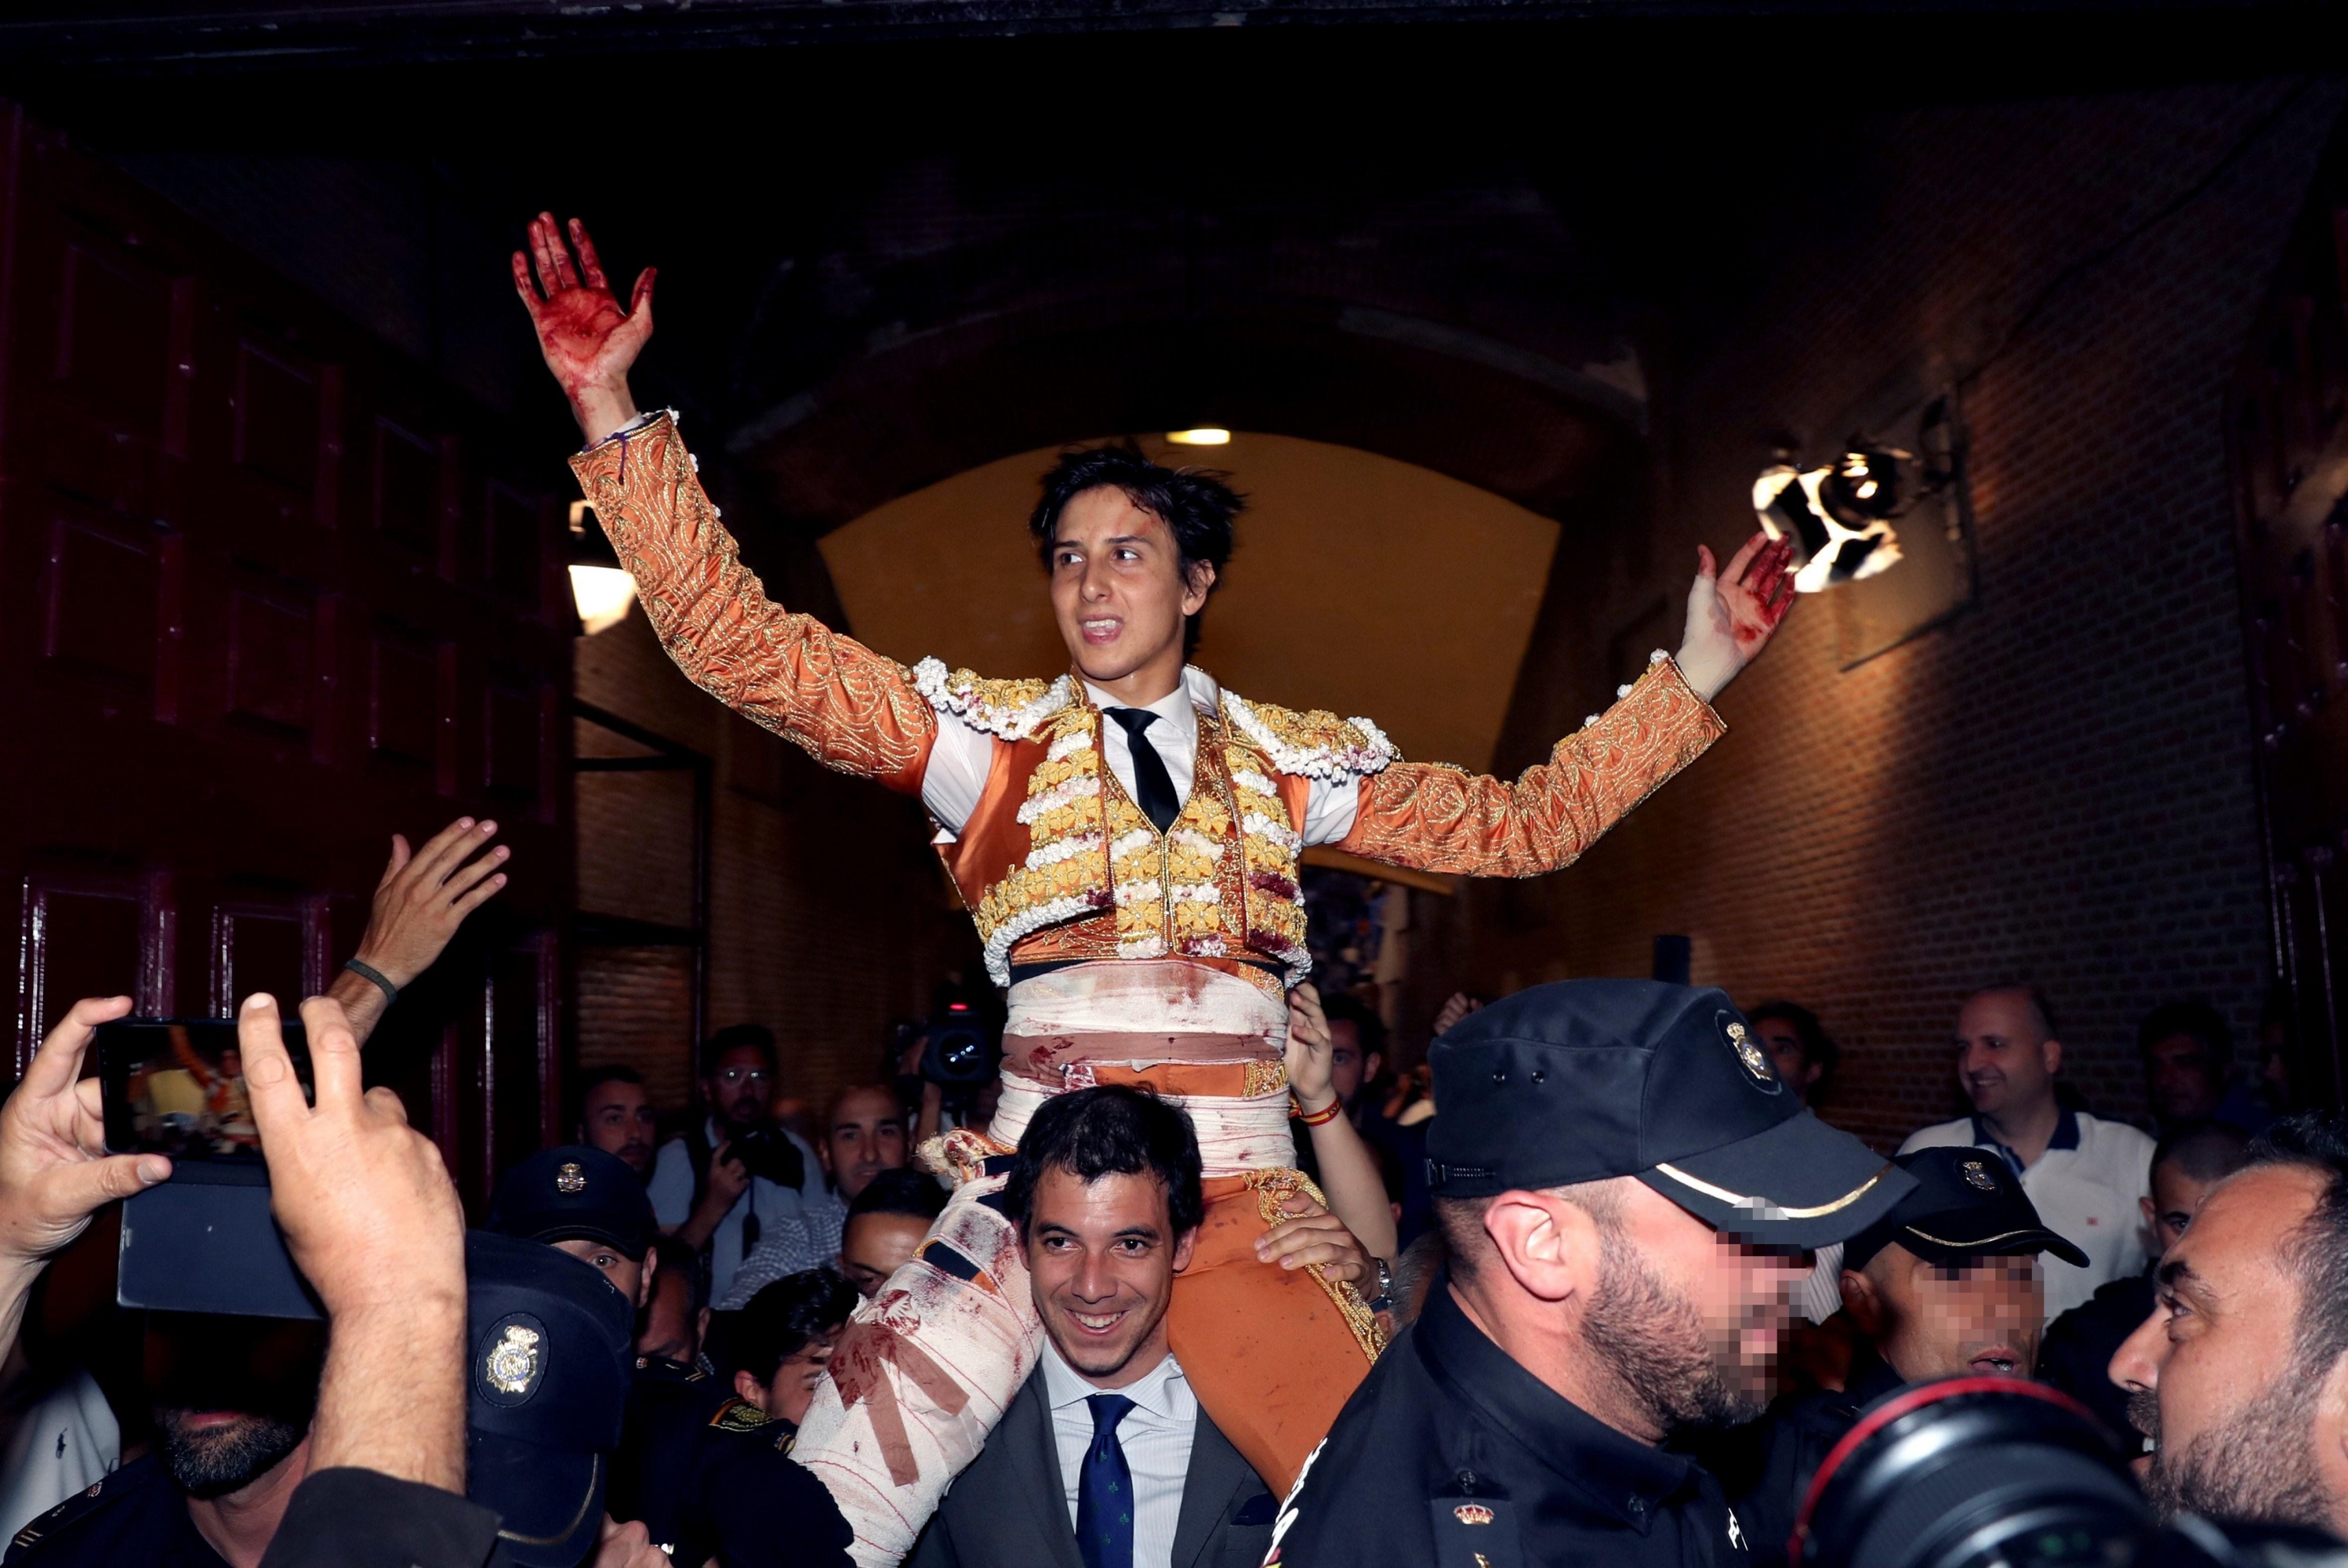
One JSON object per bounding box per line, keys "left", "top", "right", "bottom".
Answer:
{"left": 510, "top": 212, "right": 654, "bottom": 442}
{"left": 1675, "top": 532, "right": 1796, "bottom": 702}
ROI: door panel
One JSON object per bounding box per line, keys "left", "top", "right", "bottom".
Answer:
{"left": 0, "top": 104, "right": 572, "bottom": 1212}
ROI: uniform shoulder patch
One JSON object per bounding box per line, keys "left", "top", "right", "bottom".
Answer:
{"left": 709, "top": 1396, "right": 778, "bottom": 1432}
{"left": 1221, "top": 692, "right": 1399, "bottom": 782}
{"left": 910, "top": 659, "right": 1073, "bottom": 740}
{"left": 10, "top": 1455, "right": 151, "bottom": 1555}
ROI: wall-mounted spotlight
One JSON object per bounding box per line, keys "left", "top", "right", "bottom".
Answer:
{"left": 568, "top": 500, "right": 637, "bottom": 634}
{"left": 1165, "top": 427, "right": 1232, "bottom": 447}
{"left": 1752, "top": 438, "right": 1921, "bottom": 593}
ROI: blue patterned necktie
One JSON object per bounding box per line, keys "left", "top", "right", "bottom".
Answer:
{"left": 1104, "top": 708, "right": 1181, "bottom": 833}
{"left": 1076, "top": 1393, "right": 1136, "bottom": 1568}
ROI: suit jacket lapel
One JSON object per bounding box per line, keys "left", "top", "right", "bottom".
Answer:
{"left": 1010, "top": 1370, "right": 1089, "bottom": 1568}
{"left": 1169, "top": 1407, "right": 1252, "bottom": 1568}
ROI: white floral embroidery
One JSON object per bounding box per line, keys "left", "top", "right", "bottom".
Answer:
{"left": 982, "top": 894, "right": 1101, "bottom": 985}
{"left": 911, "top": 659, "right": 1074, "bottom": 740}
{"left": 1219, "top": 693, "right": 1396, "bottom": 782}
{"left": 1015, "top": 775, "right": 1101, "bottom": 824}
{"left": 1024, "top": 833, "right": 1103, "bottom": 868}
{"left": 1230, "top": 768, "right": 1282, "bottom": 798}
{"left": 1240, "top": 811, "right": 1303, "bottom": 855}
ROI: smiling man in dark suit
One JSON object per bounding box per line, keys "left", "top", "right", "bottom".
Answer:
{"left": 905, "top": 1086, "right": 1278, "bottom": 1568}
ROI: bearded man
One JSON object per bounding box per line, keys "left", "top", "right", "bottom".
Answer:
{"left": 2113, "top": 1113, "right": 2348, "bottom": 1535}
{"left": 514, "top": 216, "right": 1795, "bottom": 1568}
{"left": 1263, "top": 982, "right": 1914, "bottom": 1568}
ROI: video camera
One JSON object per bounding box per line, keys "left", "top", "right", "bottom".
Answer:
{"left": 1794, "top": 1378, "right": 2348, "bottom": 1568}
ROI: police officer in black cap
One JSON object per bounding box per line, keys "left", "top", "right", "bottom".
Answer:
{"left": 1700, "top": 1145, "right": 2089, "bottom": 1566}
{"left": 1264, "top": 981, "right": 1918, "bottom": 1568}
{"left": 483, "top": 1146, "right": 712, "bottom": 1541}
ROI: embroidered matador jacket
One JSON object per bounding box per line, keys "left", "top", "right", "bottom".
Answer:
{"left": 570, "top": 412, "right": 1729, "bottom": 989}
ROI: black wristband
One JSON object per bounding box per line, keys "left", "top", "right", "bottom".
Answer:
{"left": 342, "top": 959, "right": 399, "bottom": 1007}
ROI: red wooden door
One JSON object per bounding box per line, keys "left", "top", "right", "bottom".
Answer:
{"left": 0, "top": 103, "right": 573, "bottom": 1212}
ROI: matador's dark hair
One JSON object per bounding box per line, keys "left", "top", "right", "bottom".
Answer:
{"left": 1003, "top": 1084, "right": 1206, "bottom": 1240}
{"left": 1028, "top": 443, "right": 1243, "bottom": 658}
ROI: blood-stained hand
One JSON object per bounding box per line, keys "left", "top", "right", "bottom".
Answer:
{"left": 1675, "top": 532, "right": 1796, "bottom": 702}
{"left": 510, "top": 212, "right": 654, "bottom": 444}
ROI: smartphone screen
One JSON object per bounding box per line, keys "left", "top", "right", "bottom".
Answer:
{"left": 98, "top": 1019, "right": 312, "bottom": 1161}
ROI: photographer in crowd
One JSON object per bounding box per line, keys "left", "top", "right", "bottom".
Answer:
{"left": 649, "top": 1026, "right": 826, "bottom": 1304}
{"left": 1, "top": 996, "right": 492, "bottom": 1567}
{"left": 717, "top": 1083, "right": 912, "bottom": 1311}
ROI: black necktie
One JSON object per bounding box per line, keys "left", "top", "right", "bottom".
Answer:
{"left": 1076, "top": 1393, "right": 1136, "bottom": 1568}
{"left": 1105, "top": 708, "right": 1181, "bottom": 833}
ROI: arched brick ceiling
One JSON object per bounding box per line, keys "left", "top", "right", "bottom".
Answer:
{"left": 819, "top": 430, "right": 1561, "bottom": 773}
{"left": 719, "top": 162, "right": 1649, "bottom": 534}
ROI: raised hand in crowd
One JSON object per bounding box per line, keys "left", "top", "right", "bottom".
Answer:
{"left": 0, "top": 996, "right": 172, "bottom": 1354}
{"left": 327, "top": 818, "right": 512, "bottom": 1044}
{"left": 589, "top": 1515, "right": 670, "bottom": 1568}
{"left": 1282, "top": 982, "right": 1398, "bottom": 1271}
{"left": 511, "top": 212, "right": 654, "bottom": 444}
{"left": 241, "top": 993, "right": 468, "bottom": 1494}
{"left": 1430, "top": 990, "right": 1481, "bottom": 1039}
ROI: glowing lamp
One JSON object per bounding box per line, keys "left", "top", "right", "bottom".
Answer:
{"left": 1752, "top": 440, "right": 1912, "bottom": 593}
{"left": 1165, "top": 427, "right": 1232, "bottom": 446}
{"left": 568, "top": 501, "right": 637, "bottom": 633}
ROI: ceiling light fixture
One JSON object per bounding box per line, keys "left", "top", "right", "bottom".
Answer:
{"left": 1165, "top": 427, "right": 1232, "bottom": 447}
{"left": 568, "top": 500, "right": 637, "bottom": 633}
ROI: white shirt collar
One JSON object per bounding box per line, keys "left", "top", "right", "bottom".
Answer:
{"left": 1079, "top": 667, "right": 1218, "bottom": 728}
{"left": 1038, "top": 1335, "right": 1189, "bottom": 1421}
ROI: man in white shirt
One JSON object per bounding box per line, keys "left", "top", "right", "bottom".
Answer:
{"left": 646, "top": 1023, "right": 826, "bottom": 1305}
{"left": 1899, "top": 985, "right": 2154, "bottom": 1318}
{"left": 905, "top": 1087, "right": 1279, "bottom": 1568}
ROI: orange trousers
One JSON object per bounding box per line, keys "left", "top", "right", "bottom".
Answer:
{"left": 1169, "top": 1172, "right": 1383, "bottom": 1497}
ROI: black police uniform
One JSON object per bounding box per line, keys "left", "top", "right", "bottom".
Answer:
{"left": 611, "top": 1352, "right": 725, "bottom": 1541}
{"left": 1271, "top": 1280, "right": 1762, "bottom": 1567}
{"left": 667, "top": 1398, "right": 854, "bottom": 1568}
{"left": 4, "top": 1454, "right": 225, "bottom": 1567}
{"left": 1267, "top": 982, "right": 1917, "bottom": 1568}
{"left": 1693, "top": 1352, "right": 1904, "bottom": 1568}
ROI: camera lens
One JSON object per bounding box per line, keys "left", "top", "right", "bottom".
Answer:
{"left": 1797, "top": 1379, "right": 2147, "bottom": 1568}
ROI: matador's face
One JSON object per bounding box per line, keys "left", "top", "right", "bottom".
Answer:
{"left": 1047, "top": 486, "right": 1213, "bottom": 692}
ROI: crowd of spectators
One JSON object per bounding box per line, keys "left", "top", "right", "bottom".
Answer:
{"left": 0, "top": 814, "right": 2334, "bottom": 1567}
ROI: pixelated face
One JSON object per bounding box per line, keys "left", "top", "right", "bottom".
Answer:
{"left": 1753, "top": 1020, "right": 1818, "bottom": 1093}
{"left": 822, "top": 1085, "right": 909, "bottom": 1201}
{"left": 705, "top": 1044, "right": 775, "bottom": 1133}
{"left": 1022, "top": 1165, "right": 1198, "bottom": 1385}
{"left": 1048, "top": 488, "right": 1211, "bottom": 690}
{"left": 1602, "top": 1181, "right": 1813, "bottom": 1425}
{"left": 2143, "top": 1033, "right": 2226, "bottom": 1124}
{"left": 840, "top": 1211, "right": 930, "bottom": 1298}
{"left": 1867, "top": 1245, "right": 2044, "bottom": 1381}
{"left": 2145, "top": 1160, "right": 2219, "bottom": 1256}
{"left": 581, "top": 1078, "right": 656, "bottom": 1174}
{"left": 2113, "top": 1164, "right": 2336, "bottom": 1526}
{"left": 551, "top": 1236, "right": 650, "bottom": 1309}
{"left": 1326, "top": 1019, "right": 1378, "bottom": 1107}
{"left": 1954, "top": 990, "right": 2056, "bottom": 1118}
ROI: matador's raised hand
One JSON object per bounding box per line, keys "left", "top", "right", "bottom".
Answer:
{"left": 511, "top": 212, "right": 652, "bottom": 445}
{"left": 1674, "top": 532, "right": 1796, "bottom": 702}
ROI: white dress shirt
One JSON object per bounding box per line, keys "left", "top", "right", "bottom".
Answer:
{"left": 919, "top": 667, "right": 1361, "bottom": 847}
{"left": 1898, "top": 1108, "right": 2155, "bottom": 1319}
{"left": 1039, "top": 1341, "right": 1197, "bottom": 1568}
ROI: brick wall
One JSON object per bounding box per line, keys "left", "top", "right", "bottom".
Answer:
{"left": 1406, "top": 81, "right": 2348, "bottom": 1148}
{"left": 573, "top": 591, "right": 978, "bottom": 1128}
